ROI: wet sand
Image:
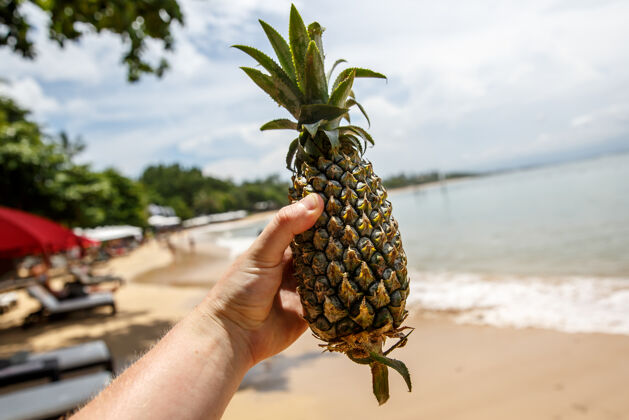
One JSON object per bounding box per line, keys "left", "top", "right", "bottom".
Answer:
{"left": 0, "top": 283, "right": 207, "bottom": 369}
{"left": 227, "top": 314, "right": 629, "bottom": 419}
{"left": 2, "top": 289, "right": 628, "bottom": 420}
{"left": 1, "top": 215, "right": 629, "bottom": 419}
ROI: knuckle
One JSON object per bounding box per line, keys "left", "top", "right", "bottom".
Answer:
{"left": 275, "top": 203, "right": 298, "bottom": 226}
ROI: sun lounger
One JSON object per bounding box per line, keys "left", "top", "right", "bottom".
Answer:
{"left": 0, "top": 371, "right": 111, "bottom": 420}
{"left": 26, "top": 340, "right": 114, "bottom": 373}
{"left": 0, "top": 341, "right": 113, "bottom": 388}
{"left": 69, "top": 267, "right": 124, "bottom": 286}
{"left": 0, "top": 359, "right": 60, "bottom": 388}
{"left": 0, "top": 292, "right": 18, "bottom": 314}
{"left": 0, "top": 277, "right": 39, "bottom": 294}
{"left": 24, "top": 285, "right": 116, "bottom": 326}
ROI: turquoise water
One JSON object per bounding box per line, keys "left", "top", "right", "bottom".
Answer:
{"left": 391, "top": 153, "right": 629, "bottom": 278}
{"left": 204, "top": 154, "right": 629, "bottom": 334}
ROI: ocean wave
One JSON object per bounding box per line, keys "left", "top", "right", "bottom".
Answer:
{"left": 200, "top": 231, "right": 629, "bottom": 336}
{"left": 408, "top": 271, "right": 629, "bottom": 335}
{"left": 215, "top": 235, "right": 257, "bottom": 258}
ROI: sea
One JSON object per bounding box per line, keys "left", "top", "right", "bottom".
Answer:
{"left": 201, "top": 153, "right": 629, "bottom": 336}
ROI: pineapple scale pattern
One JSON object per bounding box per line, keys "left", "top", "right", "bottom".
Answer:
{"left": 290, "top": 151, "right": 410, "bottom": 342}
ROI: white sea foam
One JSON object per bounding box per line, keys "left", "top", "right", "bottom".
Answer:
{"left": 201, "top": 230, "right": 629, "bottom": 336}
{"left": 215, "top": 235, "right": 257, "bottom": 258}
{"left": 407, "top": 271, "right": 629, "bottom": 335}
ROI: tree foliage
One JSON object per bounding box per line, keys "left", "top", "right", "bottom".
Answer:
{"left": 0, "top": 95, "right": 147, "bottom": 227}
{"left": 1, "top": 0, "right": 184, "bottom": 81}
{"left": 382, "top": 171, "right": 477, "bottom": 190}
{"left": 140, "top": 164, "right": 289, "bottom": 218}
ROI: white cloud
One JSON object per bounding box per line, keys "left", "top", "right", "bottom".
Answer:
{"left": 202, "top": 146, "right": 287, "bottom": 181}
{"left": 0, "top": 78, "right": 59, "bottom": 116}
{"left": 180, "top": 0, "right": 288, "bottom": 41}
{"left": 571, "top": 104, "right": 629, "bottom": 128}
{"left": 2, "top": 0, "right": 629, "bottom": 178}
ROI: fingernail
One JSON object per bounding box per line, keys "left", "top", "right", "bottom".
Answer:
{"left": 301, "top": 193, "right": 320, "bottom": 211}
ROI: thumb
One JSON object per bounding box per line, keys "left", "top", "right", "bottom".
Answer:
{"left": 248, "top": 194, "right": 324, "bottom": 266}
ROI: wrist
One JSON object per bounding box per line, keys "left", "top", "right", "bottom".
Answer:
{"left": 190, "top": 295, "right": 256, "bottom": 371}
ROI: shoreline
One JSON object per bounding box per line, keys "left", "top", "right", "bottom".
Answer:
{"left": 95, "top": 211, "right": 629, "bottom": 337}
{"left": 2, "top": 229, "right": 628, "bottom": 419}
{"left": 109, "top": 210, "right": 277, "bottom": 286}
{"left": 226, "top": 315, "right": 629, "bottom": 420}
{"left": 386, "top": 176, "right": 475, "bottom": 195}
{"left": 3, "top": 297, "right": 627, "bottom": 420}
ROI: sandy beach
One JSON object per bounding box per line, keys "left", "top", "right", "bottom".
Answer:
{"left": 1, "top": 216, "right": 628, "bottom": 419}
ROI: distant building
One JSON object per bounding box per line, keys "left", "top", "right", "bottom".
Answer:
{"left": 253, "top": 201, "right": 279, "bottom": 211}
{"left": 147, "top": 204, "right": 181, "bottom": 229}
{"left": 148, "top": 204, "right": 177, "bottom": 218}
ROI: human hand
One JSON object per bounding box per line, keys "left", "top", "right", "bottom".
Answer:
{"left": 72, "top": 195, "right": 324, "bottom": 420}
{"left": 203, "top": 194, "right": 324, "bottom": 366}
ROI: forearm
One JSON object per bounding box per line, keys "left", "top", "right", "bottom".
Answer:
{"left": 73, "top": 299, "right": 253, "bottom": 420}
{"left": 73, "top": 196, "right": 321, "bottom": 419}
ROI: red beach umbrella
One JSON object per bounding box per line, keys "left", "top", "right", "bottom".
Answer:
{"left": 0, "top": 207, "right": 97, "bottom": 258}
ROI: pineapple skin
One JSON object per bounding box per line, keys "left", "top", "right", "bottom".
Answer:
{"left": 289, "top": 150, "right": 410, "bottom": 351}
{"left": 235, "top": 4, "right": 412, "bottom": 402}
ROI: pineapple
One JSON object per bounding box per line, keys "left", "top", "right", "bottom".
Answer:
{"left": 235, "top": 4, "right": 412, "bottom": 404}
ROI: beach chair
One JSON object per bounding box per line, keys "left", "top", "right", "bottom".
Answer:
{"left": 0, "top": 358, "right": 60, "bottom": 388}
{"left": 24, "top": 285, "right": 116, "bottom": 327}
{"left": 0, "top": 371, "right": 111, "bottom": 420}
{"left": 69, "top": 267, "right": 124, "bottom": 287}
{"left": 0, "top": 340, "right": 114, "bottom": 388}
{"left": 0, "top": 292, "right": 18, "bottom": 314}
{"left": 25, "top": 340, "right": 114, "bottom": 373}
{"left": 0, "top": 277, "right": 39, "bottom": 294}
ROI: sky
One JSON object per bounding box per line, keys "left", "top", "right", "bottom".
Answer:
{"left": 1, "top": 0, "right": 628, "bottom": 181}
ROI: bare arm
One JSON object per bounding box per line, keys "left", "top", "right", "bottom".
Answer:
{"left": 73, "top": 194, "right": 323, "bottom": 420}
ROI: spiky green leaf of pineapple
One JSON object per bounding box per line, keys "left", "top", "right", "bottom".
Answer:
{"left": 234, "top": 4, "right": 411, "bottom": 405}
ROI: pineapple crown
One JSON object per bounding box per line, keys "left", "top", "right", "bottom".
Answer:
{"left": 233, "top": 4, "right": 386, "bottom": 172}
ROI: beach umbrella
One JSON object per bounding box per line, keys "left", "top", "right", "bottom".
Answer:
{"left": 0, "top": 206, "right": 97, "bottom": 259}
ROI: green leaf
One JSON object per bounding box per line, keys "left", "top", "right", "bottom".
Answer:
{"left": 369, "top": 352, "right": 412, "bottom": 393}
{"left": 328, "top": 69, "right": 355, "bottom": 107}
{"left": 327, "top": 58, "right": 347, "bottom": 83}
{"left": 296, "top": 136, "right": 307, "bottom": 168}
{"left": 304, "top": 137, "right": 321, "bottom": 157}
{"left": 240, "top": 67, "right": 300, "bottom": 118}
{"left": 289, "top": 4, "right": 310, "bottom": 91}
{"left": 341, "top": 133, "right": 363, "bottom": 155}
{"left": 347, "top": 353, "right": 372, "bottom": 365}
{"left": 232, "top": 45, "right": 302, "bottom": 100}
{"left": 302, "top": 119, "right": 325, "bottom": 137}
{"left": 323, "top": 129, "right": 340, "bottom": 151}
{"left": 304, "top": 40, "right": 328, "bottom": 102}
{"left": 332, "top": 67, "right": 387, "bottom": 92}
{"left": 260, "top": 119, "right": 298, "bottom": 131}
{"left": 370, "top": 362, "right": 390, "bottom": 405}
{"left": 307, "top": 22, "right": 325, "bottom": 62}
{"left": 259, "top": 19, "right": 297, "bottom": 82}
{"left": 346, "top": 98, "right": 370, "bottom": 127}
{"left": 384, "top": 329, "right": 415, "bottom": 356}
{"left": 286, "top": 138, "right": 299, "bottom": 170}
{"left": 299, "top": 104, "right": 349, "bottom": 125}
{"left": 340, "top": 125, "right": 374, "bottom": 146}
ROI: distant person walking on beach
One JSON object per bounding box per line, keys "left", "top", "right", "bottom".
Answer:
{"left": 73, "top": 194, "right": 324, "bottom": 420}
{"left": 165, "top": 236, "right": 177, "bottom": 260}
{"left": 188, "top": 235, "right": 196, "bottom": 254}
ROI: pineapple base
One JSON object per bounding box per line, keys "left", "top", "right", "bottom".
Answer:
{"left": 317, "top": 325, "right": 414, "bottom": 405}
{"left": 319, "top": 324, "right": 405, "bottom": 358}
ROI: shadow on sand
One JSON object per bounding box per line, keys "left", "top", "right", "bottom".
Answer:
{"left": 0, "top": 308, "right": 174, "bottom": 372}
{"left": 133, "top": 248, "right": 231, "bottom": 288}
{"left": 239, "top": 351, "right": 336, "bottom": 392}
